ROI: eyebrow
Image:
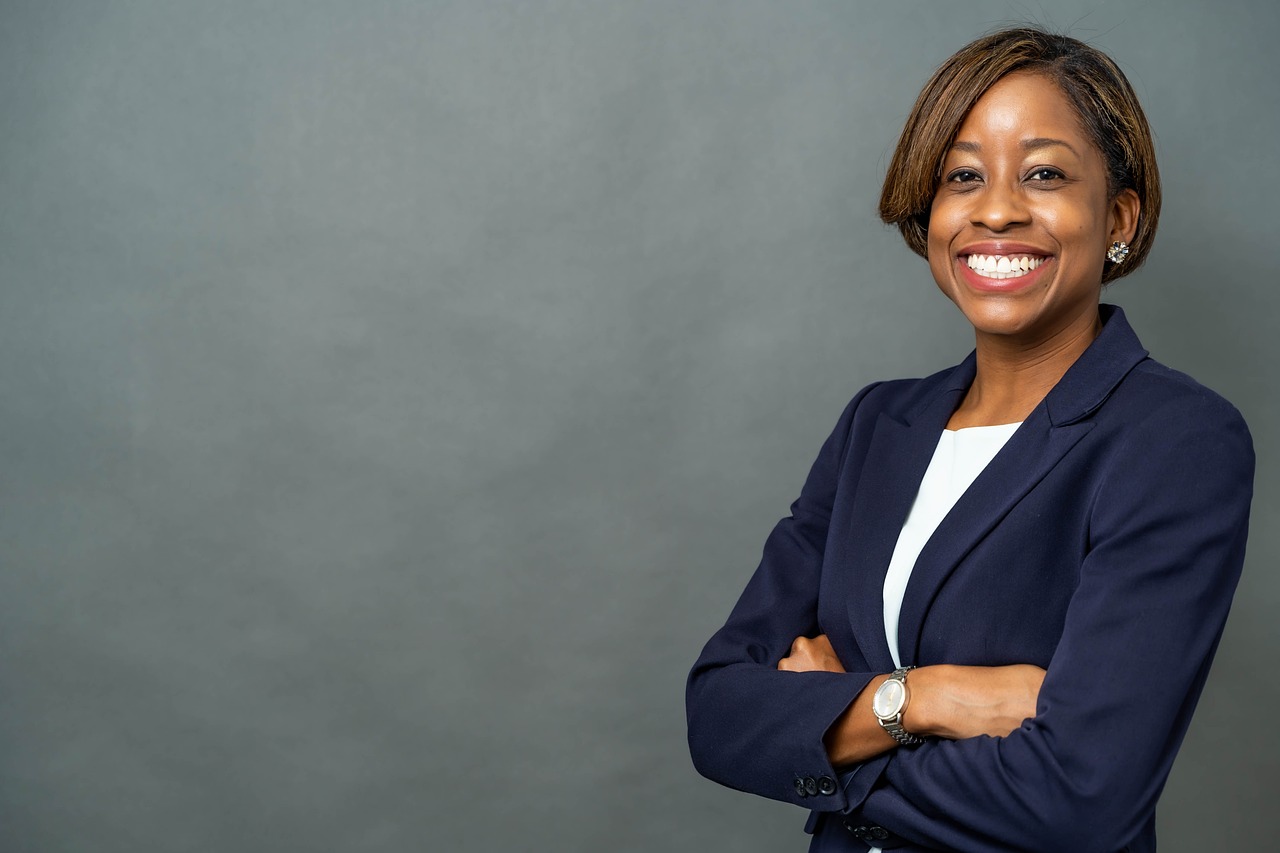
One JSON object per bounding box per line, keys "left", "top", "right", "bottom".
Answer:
{"left": 950, "top": 138, "right": 1081, "bottom": 157}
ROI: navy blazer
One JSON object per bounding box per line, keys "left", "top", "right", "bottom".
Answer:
{"left": 686, "top": 305, "right": 1254, "bottom": 853}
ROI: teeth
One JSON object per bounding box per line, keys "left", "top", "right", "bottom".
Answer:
{"left": 965, "top": 254, "right": 1047, "bottom": 280}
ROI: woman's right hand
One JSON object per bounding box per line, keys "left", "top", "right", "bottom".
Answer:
{"left": 905, "top": 664, "right": 1046, "bottom": 740}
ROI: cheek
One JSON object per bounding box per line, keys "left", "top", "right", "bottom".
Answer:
{"left": 926, "top": 199, "right": 957, "bottom": 271}
{"left": 1044, "top": 195, "right": 1108, "bottom": 243}
{"left": 1055, "top": 213, "right": 1099, "bottom": 247}
{"left": 925, "top": 198, "right": 952, "bottom": 254}
{"left": 925, "top": 227, "right": 955, "bottom": 293}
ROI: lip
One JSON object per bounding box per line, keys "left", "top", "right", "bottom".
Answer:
{"left": 958, "top": 241, "right": 1051, "bottom": 257}
{"left": 956, "top": 241, "right": 1054, "bottom": 294}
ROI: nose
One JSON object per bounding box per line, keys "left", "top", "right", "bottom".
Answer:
{"left": 969, "top": 180, "right": 1030, "bottom": 232}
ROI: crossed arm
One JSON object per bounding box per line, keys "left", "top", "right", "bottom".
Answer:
{"left": 777, "top": 635, "right": 1045, "bottom": 765}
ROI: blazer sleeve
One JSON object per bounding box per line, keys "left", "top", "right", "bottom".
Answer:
{"left": 686, "top": 382, "right": 886, "bottom": 812}
{"left": 841, "top": 393, "right": 1255, "bottom": 853}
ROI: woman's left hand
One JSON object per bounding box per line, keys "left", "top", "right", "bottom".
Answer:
{"left": 777, "top": 634, "right": 846, "bottom": 673}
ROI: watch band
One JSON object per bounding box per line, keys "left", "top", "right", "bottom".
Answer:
{"left": 875, "top": 666, "right": 923, "bottom": 746}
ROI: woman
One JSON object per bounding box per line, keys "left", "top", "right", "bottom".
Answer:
{"left": 686, "top": 28, "right": 1253, "bottom": 853}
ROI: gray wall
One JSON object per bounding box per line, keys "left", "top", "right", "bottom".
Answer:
{"left": 2, "top": 2, "right": 1276, "bottom": 851}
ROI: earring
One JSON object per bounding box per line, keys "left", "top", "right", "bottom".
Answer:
{"left": 1107, "top": 241, "right": 1130, "bottom": 264}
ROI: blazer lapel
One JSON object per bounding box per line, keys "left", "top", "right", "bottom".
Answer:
{"left": 842, "top": 362, "right": 972, "bottom": 673}
{"left": 894, "top": 414, "right": 1093, "bottom": 665}
{"left": 894, "top": 304, "right": 1150, "bottom": 665}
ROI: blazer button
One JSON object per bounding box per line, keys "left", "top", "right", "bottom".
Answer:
{"left": 843, "top": 822, "right": 871, "bottom": 842}
{"left": 803, "top": 776, "right": 819, "bottom": 796}
{"left": 869, "top": 825, "right": 890, "bottom": 841}
{"left": 817, "top": 775, "right": 837, "bottom": 796}
{"left": 793, "top": 777, "right": 809, "bottom": 798}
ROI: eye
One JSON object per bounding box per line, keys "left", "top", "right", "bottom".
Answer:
{"left": 946, "top": 168, "right": 982, "bottom": 184}
{"left": 1027, "top": 167, "right": 1065, "bottom": 182}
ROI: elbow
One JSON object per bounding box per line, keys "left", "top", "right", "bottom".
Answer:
{"left": 1030, "top": 825, "right": 1121, "bottom": 853}
{"left": 1013, "top": 775, "right": 1147, "bottom": 853}
{"left": 685, "top": 713, "right": 711, "bottom": 780}
{"left": 980, "top": 720, "right": 1160, "bottom": 853}
{"left": 684, "top": 669, "right": 722, "bottom": 783}
{"left": 684, "top": 664, "right": 753, "bottom": 789}
{"left": 686, "top": 708, "right": 742, "bottom": 791}
{"left": 1032, "top": 825, "right": 1135, "bottom": 853}
{"left": 687, "top": 735, "right": 720, "bottom": 786}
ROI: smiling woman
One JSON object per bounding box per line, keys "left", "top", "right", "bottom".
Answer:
{"left": 687, "top": 27, "right": 1253, "bottom": 853}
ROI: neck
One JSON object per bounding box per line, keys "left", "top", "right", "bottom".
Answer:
{"left": 947, "top": 307, "right": 1103, "bottom": 430}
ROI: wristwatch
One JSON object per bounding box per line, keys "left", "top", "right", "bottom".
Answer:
{"left": 872, "top": 666, "right": 923, "bottom": 746}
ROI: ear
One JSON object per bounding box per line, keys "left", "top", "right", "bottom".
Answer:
{"left": 1108, "top": 188, "right": 1141, "bottom": 245}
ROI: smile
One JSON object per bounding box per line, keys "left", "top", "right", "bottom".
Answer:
{"left": 965, "top": 254, "right": 1048, "bottom": 280}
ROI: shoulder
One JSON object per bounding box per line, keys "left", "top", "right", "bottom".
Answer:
{"left": 817, "top": 364, "right": 966, "bottom": 467}
{"left": 1085, "top": 358, "right": 1255, "bottom": 546}
{"left": 1089, "top": 357, "right": 1255, "bottom": 505}
{"left": 840, "top": 363, "right": 964, "bottom": 423}
{"left": 1107, "top": 357, "right": 1251, "bottom": 439}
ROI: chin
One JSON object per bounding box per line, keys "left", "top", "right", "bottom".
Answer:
{"left": 959, "top": 309, "right": 1040, "bottom": 339}
{"left": 941, "top": 285, "right": 1039, "bottom": 337}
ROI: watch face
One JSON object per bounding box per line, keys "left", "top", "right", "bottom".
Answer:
{"left": 873, "top": 679, "right": 905, "bottom": 718}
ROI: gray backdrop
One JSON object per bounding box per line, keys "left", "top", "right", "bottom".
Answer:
{"left": 2, "top": 1, "right": 1276, "bottom": 851}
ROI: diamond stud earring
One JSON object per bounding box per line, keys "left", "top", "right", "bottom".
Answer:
{"left": 1107, "top": 241, "right": 1130, "bottom": 264}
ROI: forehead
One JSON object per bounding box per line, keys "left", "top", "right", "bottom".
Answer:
{"left": 951, "top": 71, "right": 1088, "bottom": 149}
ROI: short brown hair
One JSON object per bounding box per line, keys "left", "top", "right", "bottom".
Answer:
{"left": 879, "top": 28, "right": 1161, "bottom": 283}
